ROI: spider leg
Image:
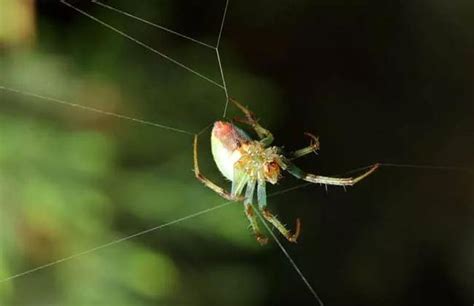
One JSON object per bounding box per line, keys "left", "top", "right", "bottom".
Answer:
{"left": 230, "top": 98, "right": 274, "bottom": 146}
{"left": 244, "top": 180, "right": 268, "bottom": 245}
{"left": 286, "top": 162, "right": 380, "bottom": 186}
{"left": 193, "top": 135, "right": 243, "bottom": 201}
{"left": 257, "top": 179, "right": 301, "bottom": 243}
{"left": 245, "top": 204, "right": 268, "bottom": 245}
{"left": 262, "top": 209, "right": 301, "bottom": 243}
{"left": 231, "top": 172, "right": 249, "bottom": 197}
{"left": 288, "top": 132, "right": 320, "bottom": 160}
{"left": 257, "top": 179, "right": 267, "bottom": 209}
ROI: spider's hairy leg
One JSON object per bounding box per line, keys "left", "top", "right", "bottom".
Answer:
{"left": 193, "top": 135, "right": 243, "bottom": 201}
{"left": 257, "top": 179, "right": 301, "bottom": 243}
{"left": 262, "top": 209, "right": 301, "bottom": 243}
{"left": 257, "top": 179, "right": 267, "bottom": 209}
{"left": 288, "top": 132, "right": 320, "bottom": 160}
{"left": 286, "top": 162, "right": 380, "bottom": 186}
{"left": 244, "top": 180, "right": 268, "bottom": 245}
{"left": 229, "top": 98, "right": 274, "bottom": 146}
{"left": 231, "top": 168, "right": 249, "bottom": 197}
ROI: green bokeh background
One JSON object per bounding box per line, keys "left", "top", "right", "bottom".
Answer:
{"left": 1, "top": 1, "right": 473, "bottom": 305}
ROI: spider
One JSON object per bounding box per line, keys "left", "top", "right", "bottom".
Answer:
{"left": 194, "top": 98, "right": 379, "bottom": 245}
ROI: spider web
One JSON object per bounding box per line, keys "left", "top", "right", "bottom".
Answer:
{"left": 0, "top": 1, "right": 472, "bottom": 306}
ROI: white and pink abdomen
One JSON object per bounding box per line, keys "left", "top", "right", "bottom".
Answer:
{"left": 211, "top": 121, "right": 250, "bottom": 181}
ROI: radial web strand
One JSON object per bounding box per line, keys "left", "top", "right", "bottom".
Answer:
{"left": 0, "top": 182, "right": 314, "bottom": 284}
{"left": 0, "top": 85, "right": 195, "bottom": 136}
{"left": 60, "top": 0, "right": 224, "bottom": 89}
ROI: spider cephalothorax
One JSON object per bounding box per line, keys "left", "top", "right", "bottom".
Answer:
{"left": 194, "top": 98, "right": 379, "bottom": 244}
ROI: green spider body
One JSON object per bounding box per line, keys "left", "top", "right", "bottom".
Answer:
{"left": 211, "top": 121, "right": 280, "bottom": 208}
{"left": 194, "top": 98, "right": 379, "bottom": 244}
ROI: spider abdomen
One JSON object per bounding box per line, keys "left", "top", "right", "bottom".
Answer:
{"left": 211, "top": 121, "right": 249, "bottom": 181}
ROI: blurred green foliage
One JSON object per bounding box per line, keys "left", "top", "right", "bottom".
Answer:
{"left": 0, "top": 1, "right": 281, "bottom": 305}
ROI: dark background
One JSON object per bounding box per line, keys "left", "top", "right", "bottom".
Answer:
{"left": 1, "top": 0, "right": 473, "bottom": 305}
